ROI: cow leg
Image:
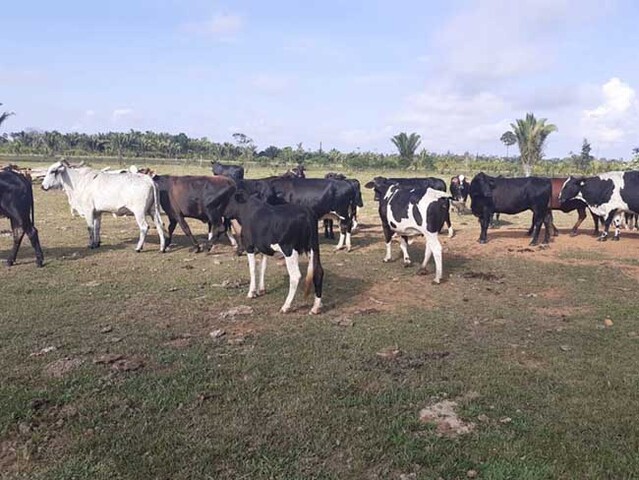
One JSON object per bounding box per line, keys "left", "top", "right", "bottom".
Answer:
{"left": 399, "top": 236, "right": 411, "bottom": 266}
{"left": 612, "top": 213, "right": 622, "bottom": 241}
{"left": 204, "top": 208, "right": 225, "bottom": 252}
{"left": 6, "top": 218, "right": 25, "bottom": 267}
{"left": 226, "top": 221, "right": 239, "bottom": 249}
{"left": 382, "top": 221, "right": 394, "bottom": 262}
{"left": 529, "top": 210, "right": 544, "bottom": 246}
{"left": 166, "top": 217, "right": 177, "bottom": 248}
{"left": 478, "top": 210, "right": 491, "bottom": 244}
{"left": 258, "top": 255, "right": 267, "bottom": 295}
{"left": 571, "top": 207, "right": 587, "bottom": 236}
{"left": 281, "top": 250, "right": 301, "bottom": 313}
{"left": 133, "top": 212, "right": 150, "bottom": 252}
{"left": 592, "top": 214, "right": 601, "bottom": 236}
{"left": 246, "top": 252, "right": 258, "bottom": 298}
{"left": 93, "top": 213, "right": 102, "bottom": 247}
{"left": 542, "top": 212, "right": 552, "bottom": 244}
{"left": 422, "top": 232, "right": 443, "bottom": 283}
{"left": 176, "top": 214, "right": 200, "bottom": 253}
{"left": 85, "top": 211, "right": 97, "bottom": 248}
{"left": 25, "top": 225, "right": 44, "bottom": 267}
{"left": 152, "top": 202, "right": 166, "bottom": 252}
{"left": 445, "top": 210, "right": 454, "bottom": 238}
{"left": 417, "top": 238, "right": 432, "bottom": 275}
{"left": 599, "top": 210, "right": 617, "bottom": 241}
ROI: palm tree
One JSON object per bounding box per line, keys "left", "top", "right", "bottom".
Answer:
{"left": 0, "top": 103, "right": 15, "bottom": 130}
{"left": 510, "top": 113, "right": 557, "bottom": 176}
{"left": 391, "top": 132, "right": 422, "bottom": 168}
{"left": 500, "top": 131, "right": 517, "bottom": 159}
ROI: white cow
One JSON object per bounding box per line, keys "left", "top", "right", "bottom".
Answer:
{"left": 41, "top": 160, "right": 165, "bottom": 251}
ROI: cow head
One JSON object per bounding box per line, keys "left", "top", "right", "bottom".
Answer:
{"left": 469, "top": 172, "right": 496, "bottom": 217}
{"left": 41, "top": 161, "right": 68, "bottom": 191}
{"left": 364, "top": 176, "right": 393, "bottom": 201}
{"left": 559, "top": 176, "right": 585, "bottom": 204}
{"left": 449, "top": 175, "right": 468, "bottom": 202}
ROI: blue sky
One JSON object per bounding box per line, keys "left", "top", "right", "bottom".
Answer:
{"left": 2, "top": 0, "right": 639, "bottom": 158}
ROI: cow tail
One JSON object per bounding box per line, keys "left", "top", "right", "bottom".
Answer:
{"left": 27, "top": 180, "right": 35, "bottom": 226}
{"left": 304, "top": 217, "right": 321, "bottom": 298}
{"left": 151, "top": 181, "right": 165, "bottom": 233}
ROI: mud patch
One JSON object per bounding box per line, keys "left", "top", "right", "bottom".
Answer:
{"left": 367, "top": 350, "right": 451, "bottom": 375}
{"left": 461, "top": 271, "right": 503, "bottom": 282}
{"left": 419, "top": 399, "right": 475, "bottom": 437}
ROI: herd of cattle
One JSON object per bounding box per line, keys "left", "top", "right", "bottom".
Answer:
{"left": 1, "top": 161, "right": 639, "bottom": 313}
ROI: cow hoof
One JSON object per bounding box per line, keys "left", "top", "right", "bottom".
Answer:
{"left": 280, "top": 306, "right": 290, "bottom": 314}
{"left": 478, "top": 239, "right": 487, "bottom": 244}
{"left": 416, "top": 268, "right": 427, "bottom": 276}
{"left": 598, "top": 236, "right": 607, "bottom": 242}
{"left": 529, "top": 241, "right": 538, "bottom": 247}
{"left": 247, "top": 291, "right": 258, "bottom": 299}
{"left": 36, "top": 261, "right": 44, "bottom": 268}
{"left": 383, "top": 258, "right": 391, "bottom": 263}
{"left": 309, "top": 307, "right": 321, "bottom": 315}
{"left": 432, "top": 278, "right": 441, "bottom": 284}
{"left": 5, "top": 259, "right": 14, "bottom": 267}
{"left": 258, "top": 289, "right": 266, "bottom": 296}
{"left": 569, "top": 231, "right": 578, "bottom": 237}
{"left": 190, "top": 245, "right": 202, "bottom": 253}
{"left": 135, "top": 248, "right": 142, "bottom": 253}
{"left": 612, "top": 236, "right": 620, "bottom": 242}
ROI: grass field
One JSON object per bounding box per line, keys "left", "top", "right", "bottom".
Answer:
{"left": 2, "top": 163, "right": 639, "bottom": 479}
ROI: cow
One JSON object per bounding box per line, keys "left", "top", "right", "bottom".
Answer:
{"left": 367, "top": 176, "right": 453, "bottom": 237}
{"left": 449, "top": 175, "right": 470, "bottom": 203}
{"left": 365, "top": 178, "right": 451, "bottom": 283}
{"left": 211, "top": 161, "right": 244, "bottom": 182}
{"left": 246, "top": 177, "right": 360, "bottom": 251}
{"left": 282, "top": 164, "right": 306, "bottom": 179}
{"left": 323, "top": 172, "right": 363, "bottom": 239}
{"left": 152, "top": 175, "right": 236, "bottom": 252}
{"left": 223, "top": 190, "right": 324, "bottom": 314}
{"left": 559, "top": 171, "right": 639, "bottom": 241}
{"left": 41, "top": 161, "right": 165, "bottom": 251}
{"left": 623, "top": 212, "right": 638, "bottom": 231}
{"left": 0, "top": 167, "right": 44, "bottom": 267}
{"left": 470, "top": 172, "right": 552, "bottom": 245}
{"left": 533, "top": 177, "right": 601, "bottom": 237}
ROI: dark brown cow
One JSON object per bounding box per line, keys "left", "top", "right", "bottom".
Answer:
{"left": 152, "top": 175, "right": 236, "bottom": 252}
{"left": 529, "top": 177, "right": 600, "bottom": 237}
{"left": 0, "top": 167, "right": 44, "bottom": 267}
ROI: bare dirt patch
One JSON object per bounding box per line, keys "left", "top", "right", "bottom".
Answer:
{"left": 418, "top": 399, "right": 475, "bottom": 438}
{"left": 44, "top": 357, "right": 84, "bottom": 378}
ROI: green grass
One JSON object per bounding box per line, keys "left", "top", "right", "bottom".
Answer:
{"left": 2, "top": 163, "right": 639, "bottom": 479}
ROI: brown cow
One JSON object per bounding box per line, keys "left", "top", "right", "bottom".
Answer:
{"left": 527, "top": 177, "right": 600, "bottom": 237}
{"left": 152, "top": 175, "right": 236, "bottom": 252}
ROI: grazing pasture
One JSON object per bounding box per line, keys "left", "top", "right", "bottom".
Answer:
{"left": 2, "top": 164, "right": 639, "bottom": 479}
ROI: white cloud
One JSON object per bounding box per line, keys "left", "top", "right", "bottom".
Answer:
{"left": 182, "top": 13, "right": 244, "bottom": 41}
{"left": 85, "top": 109, "right": 95, "bottom": 117}
{"left": 112, "top": 108, "right": 134, "bottom": 120}
{"left": 581, "top": 77, "right": 639, "bottom": 146}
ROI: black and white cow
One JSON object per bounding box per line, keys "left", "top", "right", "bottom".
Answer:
{"left": 367, "top": 176, "right": 453, "bottom": 237}
{"left": 470, "top": 172, "right": 552, "bottom": 245}
{"left": 559, "top": 171, "right": 639, "bottom": 241}
{"left": 211, "top": 161, "right": 244, "bottom": 182}
{"left": 245, "top": 177, "right": 360, "bottom": 251}
{"left": 323, "top": 172, "right": 363, "bottom": 239}
{"left": 223, "top": 190, "right": 324, "bottom": 314}
{"left": 0, "top": 167, "right": 44, "bottom": 267}
{"left": 365, "top": 178, "right": 451, "bottom": 283}
{"left": 449, "top": 175, "right": 470, "bottom": 203}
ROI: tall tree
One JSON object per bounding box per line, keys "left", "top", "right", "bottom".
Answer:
{"left": 500, "top": 131, "right": 517, "bottom": 159}
{"left": 391, "top": 132, "right": 422, "bottom": 168}
{"left": 0, "top": 103, "right": 15, "bottom": 130}
{"left": 576, "top": 138, "right": 593, "bottom": 172}
{"left": 510, "top": 113, "right": 557, "bottom": 176}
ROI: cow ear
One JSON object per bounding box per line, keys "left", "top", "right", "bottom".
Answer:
{"left": 364, "top": 181, "right": 375, "bottom": 189}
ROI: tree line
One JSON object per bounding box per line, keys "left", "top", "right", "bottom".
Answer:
{"left": 1, "top": 104, "right": 637, "bottom": 176}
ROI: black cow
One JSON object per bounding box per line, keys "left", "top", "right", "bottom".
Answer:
{"left": 559, "top": 171, "right": 639, "bottom": 241}
{"left": 323, "top": 172, "right": 363, "bottom": 239}
{"left": 247, "top": 177, "right": 360, "bottom": 251}
{"left": 224, "top": 190, "right": 324, "bottom": 314}
{"left": 367, "top": 176, "right": 453, "bottom": 237}
{"left": 0, "top": 168, "right": 44, "bottom": 267}
{"left": 365, "top": 177, "right": 451, "bottom": 283}
{"left": 470, "top": 172, "right": 552, "bottom": 245}
{"left": 211, "top": 161, "right": 244, "bottom": 182}
{"left": 153, "top": 175, "right": 236, "bottom": 252}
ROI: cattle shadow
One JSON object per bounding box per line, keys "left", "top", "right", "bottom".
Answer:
{"left": 318, "top": 269, "right": 370, "bottom": 313}
{"left": 0, "top": 241, "right": 133, "bottom": 265}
